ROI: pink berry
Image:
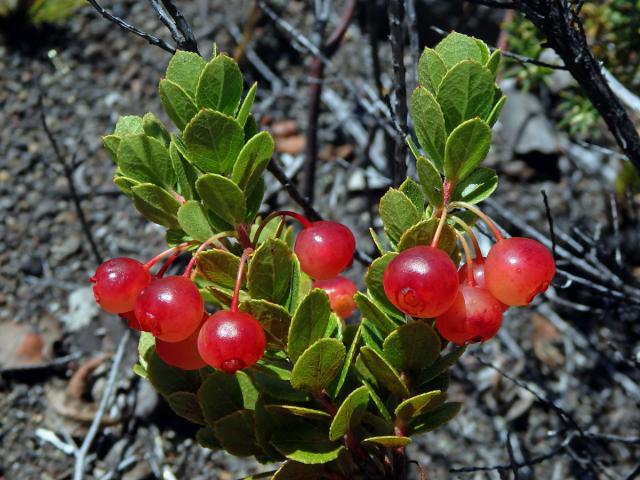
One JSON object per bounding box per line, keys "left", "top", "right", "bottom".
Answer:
{"left": 485, "top": 238, "right": 555, "bottom": 306}
{"left": 458, "top": 259, "right": 508, "bottom": 312}
{"left": 436, "top": 285, "right": 503, "bottom": 345}
{"left": 134, "top": 276, "right": 204, "bottom": 342}
{"left": 294, "top": 221, "right": 355, "bottom": 280}
{"left": 197, "top": 311, "right": 266, "bottom": 373}
{"left": 156, "top": 319, "right": 207, "bottom": 370}
{"left": 383, "top": 246, "right": 459, "bottom": 318}
{"left": 90, "top": 258, "right": 151, "bottom": 314}
{"left": 314, "top": 276, "right": 358, "bottom": 319}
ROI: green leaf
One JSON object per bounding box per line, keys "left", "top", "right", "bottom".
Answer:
{"left": 362, "top": 380, "right": 392, "bottom": 422}
{"left": 166, "top": 51, "right": 207, "bottom": 98}
{"left": 113, "top": 175, "right": 139, "bottom": 198}
{"left": 451, "top": 167, "right": 498, "bottom": 204}
{"left": 290, "top": 338, "right": 346, "bottom": 393}
{"left": 359, "top": 347, "right": 409, "bottom": 398}
{"left": 196, "top": 426, "right": 221, "bottom": 450}
{"left": 410, "top": 87, "right": 447, "bottom": 170}
{"left": 114, "top": 115, "right": 145, "bottom": 136}
{"left": 354, "top": 293, "right": 397, "bottom": 336}
{"left": 137, "top": 332, "right": 155, "bottom": 371}
{"left": 408, "top": 402, "right": 462, "bottom": 434}
{"left": 272, "top": 461, "right": 325, "bottom": 480}
{"left": 147, "top": 351, "right": 201, "bottom": 396}
{"left": 142, "top": 112, "right": 170, "bottom": 146}
{"left": 177, "top": 200, "right": 214, "bottom": 241}
{"left": 198, "top": 371, "right": 258, "bottom": 425}
{"left": 487, "top": 95, "right": 507, "bottom": 127}
{"left": 362, "top": 436, "right": 412, "bottom": 448}
{"left": 131, "top": 184, "right": 181, "bottom": 229}
{"left": 117, "top": 134, "right": 175, "bottom": 188}
{"left": 197, "top": 249, "right": 240, "bottom": 289}
{"left": 416, "top": 156, "right": 444, "bottom": 208}
{"left": 382, "top": 322, "right": 441, "bottom": 372}
{"left": 265, "top": 405, "right": 331, "bottom": 421}
{"left": 166, "top": 391, "right": 206, "bottom": 425}
{"left": 183, "top": 109, "right": 244, "bottom": 173}
{"left": 444, "top": 118, "right": 492, "bottom": 182}
{"left": 416, "top": 346, "right": 466, "bottom": 387}
{"left": 418, "top": 47, "right": 447, "bottom": 95}
{"left": 486, "top": 50, "right": 501, "bottom": 77}
{"left": 248, "top": 238, "right": 294, "bottom": 305}
{"left": 436, "top": 61, "right": 495, "bottom": 133}
{"left": 271, "top": 418, "right": 345, "bottom": 464}
{"left": 394, "top": 390, "right": 446, "bottom": 420}
{"left": 379, "top": 189, "right": 421, "bottom": 245}
{"left": 332, "top": 324, "right": 362, "bottom": 398}
{"left": 434, "top": 32, "right": 484, "bottom": 68}
{"left": 474, "top": 38, "right": 491, "bottom": 64}
{"left": 169, "top": 138, "right": 197, "bottom": 199}
{"left": 241, "top": 299, "right": 291, "bottom": 348}
{"left": 245, "top": 177, "right": 265, "bottom": 223}
{"left": 213, "top": 409, "right": 258, "bottom": 456}
{"left": 399, "top": 178, "right": 425, "bottom": 212}
{"left": 253, "top": 366, "right": 310, "bottom": 403}
{"left": 254, "top": 398, "right": 288, "bottom": 460}
{"left": 397, "top": 219, "right": 457, "bottom": 258}
{"left": 195, "top": 173, "right": 246, "bottom": 226}
{"left": 159, "top": 79, "right": 198, "bottom": 131}
{"left": 196, "top": 54, "right": 244, "bottom": 115}
{"left": 237, "top": 82, "right": 258, "bottom": 127}
{"left": 288, "top": 289, "right": 332, "bottom": 364}
{"left": 365, "top": 253, "right": 402, "bottom": 317}
{"left": 232, "top": 131, "right": 275, "bottom": 190}
{"left": 329, "top": 386, "right": 369, "bottom": 441}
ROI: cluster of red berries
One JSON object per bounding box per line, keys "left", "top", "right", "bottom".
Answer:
{"left": 383, "top": 234, "right": 555, "bottom": 345}
{"left": 90, "top": 216, "right": 358, "bottom": 373}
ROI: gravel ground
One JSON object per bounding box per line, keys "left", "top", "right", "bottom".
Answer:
{"left": 1, "top": 1, "right": 639, "bottom": 479}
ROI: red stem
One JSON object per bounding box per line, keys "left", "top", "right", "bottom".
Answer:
{"left": 156, "top": 250, "right": 180, "bottom": 278}
{"left": 251, "top": 210, "right": 312, "bottom": 245}
{"left": 144, "top": 242, "right": 193, "bottom": 271}
{"left": 231, "top": 248, "right": 253, "bottom": 313}
{"left": 431, "top": 209, "right": 449, "bottom": 249}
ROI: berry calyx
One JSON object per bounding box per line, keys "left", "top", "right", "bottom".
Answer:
{"left": 383, "top": 246, "right": 459, "bottom": 318}
{"left": 484, "top": 237, "right": 555, "bottom": 306}
{"left": 134, "top": 276, "right": 204, "bottom": 342}
{"left": 197, "top": 311, "right": 266, "bottom": 373}
{"left": 436, "top": 285, "right": 504, "bottom": 345}
{"left": 156, "top": 317, "right": 207, "bottom": 370}
{"left": 314, "top": 276, "right": 358, "bottom": 319}
{"left": 294, "top": 221, "right": 356, "bottom": 280}
{"left": 91, "top": 258, "right": 152, "bottom": 314}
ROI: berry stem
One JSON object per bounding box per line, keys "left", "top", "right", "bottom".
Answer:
{"left": 156, "top": 250, "right": 180, "bottom": 278}
{"left": 230, "top": 248, "right": 253, "bottom": 313}
{"left": 449, "top": 201, "right": 504, "bottom": 241}
{"left": 455, "top": 230, "right": 475, "bottom": 286}
{"left": 183, "top": 231, "right": 236, "bottom": 279}
{"left": 449, "top": 216, "right": 483, "bottom": 261}
{"left": 251, "top": 210, "right": 312, "bottom": 245}
{"left": 144, "top": 242, "right": 193, "bottom": 271}
{"left": 431, "top": 209, "right": 449, "bottom": 248}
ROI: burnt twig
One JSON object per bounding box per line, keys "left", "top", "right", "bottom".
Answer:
{"left": 388, "top": 0, "right": 408, "bottom": 186}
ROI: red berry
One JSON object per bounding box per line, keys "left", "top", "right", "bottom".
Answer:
{"left": 134, "top": 276, "right": 204, "bottom": 343}
{"left": 197, "top": 311, "right": 266, "bottom": 373}
{"left": 156, "top": 320, "right": 207, "bottom": 370}
{"left": 120, "top": 311, "right": 142, "bottom": 331}
{"left": 485, "top": 238, "right": 555, "bottom": 306}
{"left": 383, "top": 246, "right": 459, "bottom": 318}
{"left": 314, "top": 276, "right": 358, "bottom": 319}
{"left": 294, "top": 221, "right": 355, "bottom": 280}
{"left": 458, "top": 257, "right": 488, "bottom": 288}
{"left": 90, "top": 258, "right": 151, "bottom": 314}
{"left": 436, "top": 285, "right": 503, "bottom": 345}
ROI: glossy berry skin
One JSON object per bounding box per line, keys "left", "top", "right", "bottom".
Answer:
{"left": 294, "top": 221, "right": 356, "bottom": 280}
{"left": 121, "top": 311, "right": 142, "bottom": 331}
{"left": 485, "top": 238, "right": 555, "bottom": 306}
{"left": 91, "top": 258, "right": 151, "bottom": 314}
{"left": 314, "top": 276, "right": 358, "bottom": 319}
{"left": 156, "top": 320, "right": 207, "bottom": 370}
{"left": 197, "top": 311, "right": 266, "bottom": 373}
{"left": 383, "top": 246, "right": 459, "bottom": 318}
{"left": 134, "top": 276, "right": 204, "bottom": 343}
{"left": 458, "top": 258, "right": 488, "bottom": 288}
{"left": 436, "top": 285, "right": 503, "bottom": 345}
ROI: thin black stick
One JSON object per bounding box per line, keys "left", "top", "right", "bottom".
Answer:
{"left": 39, "top": 96, "right": 103, "bottom": 265}
{"left": 86, "top": 0, "right": 176, "bottom": 54}
{"left": 388, "top": 0, "right": 408, "bottom": 186}
{"left": 541, "top": 190, "right": 557, "bottom": 260}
